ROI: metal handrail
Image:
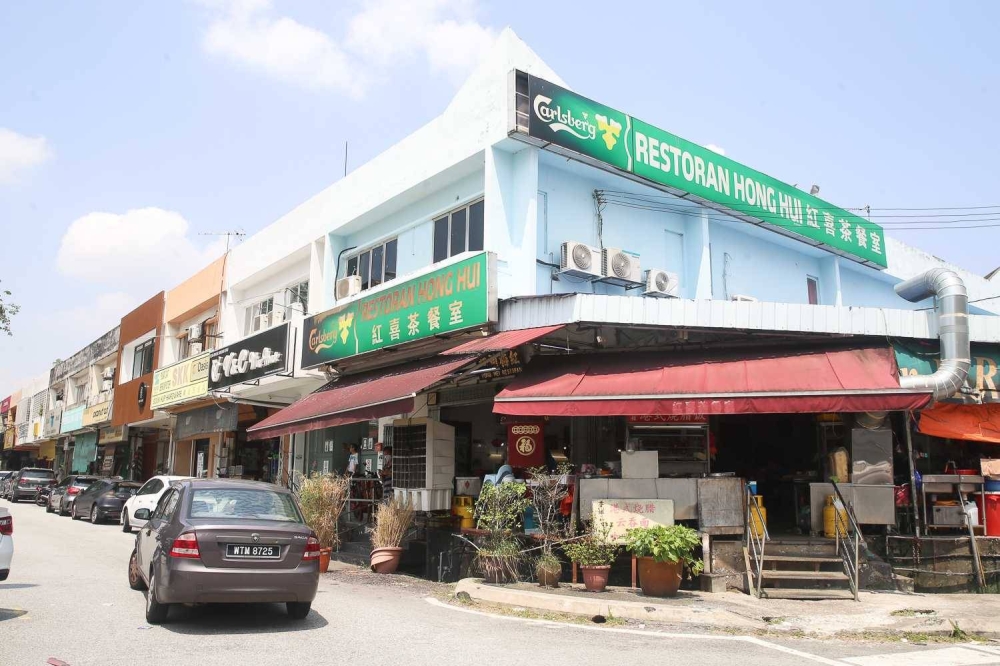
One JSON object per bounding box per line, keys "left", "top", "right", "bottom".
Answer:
{"left": 830, "top": 480, "right": 861, "bottom": 601}
{"left": 743, "top": 484, "right": 769, "bottom": 598}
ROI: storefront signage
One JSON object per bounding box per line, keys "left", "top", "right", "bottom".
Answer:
{"left": 82, "top": 400, "right": 113, "bottom": 427}
{"left": 99, "top": 425, "right": 127, "bottom": 444}
{"left": 627, "top": 415, "right": 708, "bottom": 425}
{"left": 895, "top": 343, "right": 1000, "bottom": 401}
{"left": 302, "top": 252, "right": 497, "bottom": 367}
{"left": 0, "top": 396, "right": 9, "bottom": 415}
{"left": 150, "top": 352, "right": 210, "bottom": 409}
{"left": 137, "top": 382, "right": 148, "bottom": 411}
{"left": 593, "top": 499, "right": 675, "bottom": 543}
{"left": 209, "top": 323, "right": 289, "bottom": 390}
{"left": 175, "top": 403, "right": 238, "bottom": 441}
{"left": 480, "top": 349, "right": 523, "bottom": 382}
{"left": 60, "top": 404, "right": 85, "bottom": 434}
{"left": 507, "top": 422, "right": 545, "bottom": 468}
{"left": 521, "top": 74, "right": 888, "bottom": 268}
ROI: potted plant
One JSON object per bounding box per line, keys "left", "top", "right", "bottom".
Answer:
{"left": 527, "top": 466, "right": 570, "bottom": 587}
{"left": 298, "top": 473, "right": 350, "bottom": 573}
{"left": 473, "top": 481, "right": 529, "bottom": 584}
{"left": 370, "top": 498, "right": 415, "bottom": 574}
{"left": 563, "top": 523, "right": 619, "bottom": 593}
{"left": 624, "top": 525, "right": 704, "bottom": 597}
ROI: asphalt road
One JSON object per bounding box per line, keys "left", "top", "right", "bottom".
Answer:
{"left": 3, "top": 499, "right": 1000, "bottom": 666}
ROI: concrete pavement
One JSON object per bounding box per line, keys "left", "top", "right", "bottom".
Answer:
{"left": 1, "top": 499, "right": 999, "bottom": 666}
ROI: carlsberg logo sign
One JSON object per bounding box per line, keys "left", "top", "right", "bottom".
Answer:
{"left": 534, "top": 94, "right": 622, "bottom": 150}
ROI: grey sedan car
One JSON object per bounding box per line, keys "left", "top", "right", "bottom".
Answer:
{"left": 128, "top": 479, "right": 320, "bottom": 624}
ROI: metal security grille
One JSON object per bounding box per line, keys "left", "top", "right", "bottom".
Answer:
{"left": 392, "top": 424, "right": 426, "bottom": 490}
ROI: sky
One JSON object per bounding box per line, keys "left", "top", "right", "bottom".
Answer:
{"left": 1, "top": 0, "right": 999, "bottom": 398}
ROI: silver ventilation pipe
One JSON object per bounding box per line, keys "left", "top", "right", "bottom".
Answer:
{"left": 894, "top": 268, "right": 970, "bottom": 401}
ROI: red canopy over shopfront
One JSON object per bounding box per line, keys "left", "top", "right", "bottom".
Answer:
{"left": 918, "top": 403, "right": 1000, "bottom": 444}
{"left": 247, "top": 357, "right": 474, "bottom": 440}
{"left": 442, "top": 325, "right": 564, "bottom": 355}
{"left": 494, "top": 345, "right": 932, "bottom": 417}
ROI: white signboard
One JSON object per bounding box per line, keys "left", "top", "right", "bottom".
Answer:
{"left": 593, "top": 499, "right": 674, "bottom": 543}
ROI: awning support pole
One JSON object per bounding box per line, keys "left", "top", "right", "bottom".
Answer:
{"left": 905, "top": 412, "right": 922, "bottom": 541}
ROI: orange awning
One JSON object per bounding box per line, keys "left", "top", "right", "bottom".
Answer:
{"left": 918, "top": 403, "right": 1000, "bottom": 444}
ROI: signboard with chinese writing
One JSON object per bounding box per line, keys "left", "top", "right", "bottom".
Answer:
{"left": 302, "top": 252, "right": 497, "bottom": 367}
{"left": 627, "top": 415, "right": 708, "bottom": 425}
{"left": 60, "top": 404, "right": 85, "bottom": 434}
{"left": 592, "top": 499, "right": 675, "bottom": 543}
{"left": 151, "top": 352, "right": 210, "bottom": 410}
{"left": 480, "top": 349, "right": 523, "bottom": 382}
{"left": 521, "top": 74, "right": 887, "bottom": 268}
{"left": 209, "top": 322, "right": 289, "bottom": 390}
{"left": 895, "top": 343, "right": 1000, "bottom": 401}
{"left": 507, "top": 422, "right": 544, "bottom": 468}
{"left": 82, "top": 400, "right": 113, "bottom": 427}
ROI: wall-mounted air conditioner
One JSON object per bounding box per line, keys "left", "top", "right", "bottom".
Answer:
{"left": 601, "top": 247, "right": 642, "bottom": 285}
{"left": 643, "top": 269, "right": 680, "bottom": 298}
{"left": 101, "top": 378, "right": 113, "bottom": 392}
{"left": 336, "top": 275, "right": 362, "bottom": 300}
{"left": 188, "top": 342, "right": 204, "bottom": 355}
{"left": 187, "top": 323, "right": 203, "bottom": 341}
{"left": 271, "top": 308, "right": 285, "bottom": 325}
{"left": 731, "top": 294, "right": 758, "bottom": 302}
{"left": 559, "top": 241, "right": 601, "bottom": 279}
{"left": 102, "top": 367, "right": 115, "bottom": 380}
{"left": 254, "top": 313, "right": 271, "bottom": 331}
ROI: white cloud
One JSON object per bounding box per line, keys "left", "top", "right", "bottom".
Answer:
{"left": 56, "top": 207, "right": 226, "bottom": 295}
{"left": 706, "top": 144, "right": 726, "bottom": 156}
{"left": 0, "top": 128, "right": 52, "bottom": 184}
{"left": 197, "top": 0, "right": 495, "bottom": 94}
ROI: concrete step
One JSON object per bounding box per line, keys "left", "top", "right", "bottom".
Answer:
{"left": 759, "top": 588, "right": 856, "bottom": 601}
{"left": 761, "top": 570, "right": 849, "bottom": 581}
{"left": 762, "top": 555, "right": 842, "bottom": 564}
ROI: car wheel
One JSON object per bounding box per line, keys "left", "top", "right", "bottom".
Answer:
{"left": 91, "top": 505, "right": 100, "bottom": 524}
{"left": 145, "top": 572, "right": 169, "bottom": 624}
{"left": 71, "top": 504, "right": 80, "bottom": 520}
{"left": 45, "top": 501, "right": 53, "bottom": 514}
{"left": 58, "top": 501, "right": 68, "bottom": 516}
{"left": 122, "top": 512, "right": 131, "bottom": 533}
{"left": 286, "top": 602, "right": 311, "bottom": 620}
{"left": 128, "top": 549, "right": 147, "bottom": 591}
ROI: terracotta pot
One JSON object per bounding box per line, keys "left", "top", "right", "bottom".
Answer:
{"left": 580, "top": 565, "right": 610, "bottom": 593}
{"left": 535, "top": 561, "right": 561, "bottom": 588}
{"left": 370, "top": 546, "right": 404, "bottom": 574}
{"left": 637, "top": 557, "right": 682, "bottom": 597}
{"left": 319, "top": 547, "right": 332, "bottom": 574}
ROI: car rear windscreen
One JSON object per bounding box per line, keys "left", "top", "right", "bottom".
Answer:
{"left": 23, "top": 471, "right": 55, "bottom": 480}
{"left": 73, "top": 478, "right": 98, "bottom": 487}
{"left": 189, "top": 489, "right": 302, "bottom": 522}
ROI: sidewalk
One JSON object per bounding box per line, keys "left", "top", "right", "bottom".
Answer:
{"left": 455, "top": 578, "right": 1000, "bottom": 639}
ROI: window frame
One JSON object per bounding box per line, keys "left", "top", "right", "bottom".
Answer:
{"left": 806, "top": 275, "right": 820, "bottom": 305}
{"left": 132, "top": 339, "right": 155, "bottom": 380}
{"left": 346, "top": 238, "right": 399, "bottom": 293}
{"left": 432, "top": 199, "right": 485, "bottom": 263}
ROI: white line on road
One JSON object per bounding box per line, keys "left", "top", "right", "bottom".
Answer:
{"left": 843, "top": 646, "right": 1000, "bottom": 666}
{"left": 423, "top": 597, "right": 847, "bottom": 666}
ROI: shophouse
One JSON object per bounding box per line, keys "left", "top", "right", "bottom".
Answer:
{"left": 51, "top": 327, "right": 121, "bottom": 476}
{"left": 112, "top": 293, "right": 167, "bottom": 481}
{"left": 0, "top": 391, "right": 20, "bottom": 468}
{"left": 4, "top": 373, "right": 53, "bottom": 469}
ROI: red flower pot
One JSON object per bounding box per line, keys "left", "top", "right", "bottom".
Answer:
{"left": 637, "top": 557, "right": 682, "bottom": 597}
{"left": 370, "top": 547, "right": 404, "bottom": 574}
{"left": 319, "top": 547, "right": 332, "bottom": 574}
{"left": 580, "top": 565, "right": 611, "bottom": 592}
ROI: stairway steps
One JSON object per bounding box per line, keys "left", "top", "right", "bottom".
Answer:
{"left": 762, "top": 555, "right": 842, "bottom": 564}
{"left": 760, "top": 588, "right": 856, "bottom": 601}
{"left": 761, "top": 570, "right": 848, "bottom": 581}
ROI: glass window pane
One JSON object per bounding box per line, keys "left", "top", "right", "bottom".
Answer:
{"left": 133, "top": 346, "right": 143, "bottom": 380}
{"left": 346, "top": 256, "right": 358, "bottom": 279}
{"left": 370, "top": 245, "right": 384, "bottom": 287}
{"left": 360, "top": 251, "right": 371, "bottom": 291}
{"left": 450, "top": 209, "right": 467, "bottom": 256}
{"left": 807, "top": 277, "right": 819, "bottom": 305}
{"left": 384, "top": 239, "right": 397, "bottom": 282}
{"left": 433, "top": 217, "right": 449, "bottom": 263}
{"left": 468, "top": 201, "right": 484, "bottom": 252}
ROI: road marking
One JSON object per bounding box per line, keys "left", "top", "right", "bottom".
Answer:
{"left": 424, "top": 597, "right": 846, "bottom": 665}
{"left": 843, "top": 647, "right": 1000, "bottom": 666}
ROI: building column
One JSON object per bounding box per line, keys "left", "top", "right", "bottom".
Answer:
{"left": 683, "top": 210, "right": 713, "bottom": 299}
{"left": 485, "top": 144, "right": 539, "bottom": 299}
{"left": 819, "top": 255, "right": 843, "bottom": 306}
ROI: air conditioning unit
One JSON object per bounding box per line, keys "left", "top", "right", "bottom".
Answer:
{"left": 643, "top": 269, "right": 680, "bottom": 298}
{"left": 601, "top": 247, "right": 642, "bottom": 285}
{"left": 102, "top": 367, "right": 115, "bottom": 380}
{"left": 271, "top": 308, "right": 285, "bottom": 325}
{"left": 731, "top": 294, "right": 758, "bottom": 302}
{"left": 101, "top": 379, "right": 113, "bottom": 392}
{"left": 188, "top": 341, "right": 204, "bottom": 355}
{"left": 559, "top": 241, "right": 601, "bottom": 279}
{"left": 336, "top": 275, "right": 362, "bottom": 300}
{"left": 187, "top": 323, "right": 203, "bottom": 341}
{"left": 254, "top": 313, "right": 271, "bottom": 331}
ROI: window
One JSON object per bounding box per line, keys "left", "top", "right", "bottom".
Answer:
{"left": 153, "top": 489, "right": 179, "bottom": 521}
{"left": 346, "top": 239, "right": 398, "bottom": 292}
{"left": 245, "top": 297, "right": 274, "bottom": 335}
{"left": 189, "top": 488, "right": 302, "bottom": 522}
{"left": 179, "top": 322, "right": 217, "bottom": 359}
{"left": 806, "top": 276, "right": 820, "bottom": 305}
{"left": 287, "top": 281, "right": 309, "bottom": 311}
{"left": 433, "top": 199, "right": 484, "bottom": 263}
{"left": 132, "top": 339, "right": 154, "bottom": 380}
{"left": 138, "top": 478, "right": 163, "bottom": 496}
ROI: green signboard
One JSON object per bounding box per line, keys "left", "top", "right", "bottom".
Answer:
{"left": 895, "top": 342, "right": 1000, "bottom": 400}
{"left": 523, "top": 75, "right": 888, "bottom": 268}
{"left": 302, "top": 252, "right": 496, "bottom": 367}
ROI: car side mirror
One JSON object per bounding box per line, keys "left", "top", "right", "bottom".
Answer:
{"left": 134, "top": 509, "right": 152, "bottom": 520}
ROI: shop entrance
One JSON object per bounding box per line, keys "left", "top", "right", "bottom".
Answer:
{"left": 194, "top": 438, "right": 210, "bottom": 478}
{"left": 713, "top": 414, "right": 832, "bottom": 535}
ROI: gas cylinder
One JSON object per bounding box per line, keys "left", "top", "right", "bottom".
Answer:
{"left": 749, "top": 495, "right": 767, "bottom": 538}
{"left": 823, "top": 495, "right": 848, "bottom": 538}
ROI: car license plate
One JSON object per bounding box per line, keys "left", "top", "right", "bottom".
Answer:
{"left": 226, "top": 544, "right": 280, "bottom": 559}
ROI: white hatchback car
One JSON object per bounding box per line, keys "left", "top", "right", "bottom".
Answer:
{"left": 0, "top": 507, "right": 12, "bottom": 581}
{"left": 121, "top": 475, "right": 191, "bottom": 533}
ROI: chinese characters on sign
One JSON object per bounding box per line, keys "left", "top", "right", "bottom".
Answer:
{"left": 592, "top": 499, "right": 675, "bottom": 543}
{"left": 507, "top": 422, "right": 544, "bottom": 468}
{"left": 302, "top": 252, "right": 496, "bottom": 367}
{"left": 480, "top": 349, "right": 523, "bottom": 381}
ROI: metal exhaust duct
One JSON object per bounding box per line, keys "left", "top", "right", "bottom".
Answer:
{"left": 894, "top": 268, "right": 970, "bottom": 401}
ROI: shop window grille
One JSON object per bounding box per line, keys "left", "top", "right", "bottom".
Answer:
{"left": 392, "top": 424, "right": 427, "bottom": 490}
{"left": 437, "top": 384, "right": 496, "bottom": 407}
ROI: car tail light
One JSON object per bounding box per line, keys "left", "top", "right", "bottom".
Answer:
{"left": 18, "top": 479, "right": 30, "bottom": 486}
{"left": 67, "top": 487, "right": 81, "bottom": 495}
{"left": 302, "top": 534, "right": 321, "bottom": 562}
{"left": 169, "top": 532, "right": 200, "bottom": 559}
{"left": 0, "top": 516, "right": 11, "bottom": 535}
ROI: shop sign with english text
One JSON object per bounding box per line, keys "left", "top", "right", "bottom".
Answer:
{"left": 209, "top": 322, "right": 289, "bottom": 390}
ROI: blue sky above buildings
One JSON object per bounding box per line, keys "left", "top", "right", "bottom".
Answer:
{"left": 0, "top": 0, "right": 998, "bottom": 396}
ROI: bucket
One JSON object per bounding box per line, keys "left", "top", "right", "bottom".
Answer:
{"left": 986, "top": 493, "right": 1000, "bottom": 537}
{"left": 985, "top": 479, "right": 1000, "bottom": 492}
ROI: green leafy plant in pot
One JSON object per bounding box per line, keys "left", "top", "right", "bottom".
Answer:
{"left": 624, "top": 524, "right": 704, "bottom": 597}
{"left": 298, "top": 473, "right": 350, "bottom": 573}
{"left": 473, "top": 481, "right": 529, "bottom": 584}
{"left": 563, "top": 522, "right": 620, "bottom": 593}
{"left": 527, "top": 466, "right": 570, "bottom": 587}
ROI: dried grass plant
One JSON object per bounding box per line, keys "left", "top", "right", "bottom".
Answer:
{"left": 371, "top": 498, "right": 415, "bottom": 549}
{"left": 298, "top": 473, "right": 350, "bottom": 550}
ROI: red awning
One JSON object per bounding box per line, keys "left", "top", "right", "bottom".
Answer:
{"left": 494, "top": 345, "right": 932, "bottom": 417}
{"left": 247, "top": 357, "right": 474, "bottom": 440}
{"left": 442, "top": 325, "right": 564, "bottom": 355}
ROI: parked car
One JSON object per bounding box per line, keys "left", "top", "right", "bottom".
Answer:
{"left": 128, "top": 479, "right": 319, "bottom": 624}
{"left": 0, "top": 471, "right": 13, "bottom": 499}
{"left": 47, "top": 475, "right": 101, "bottom": 516}
{"left": 0, "top": 507, "right": 11, "bottom": 581}
{"left": 122, "top": 475, "right": 191, "bottom": 533}
{"left": 9, "top": 468, "right": 56, "bottom": 503}
{"left": 73, "top": 479, "right": 141, "bottom": 523}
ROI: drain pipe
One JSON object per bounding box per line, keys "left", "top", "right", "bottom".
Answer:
{"left": 893, "top": 268, "right": 970, "bottom": 401}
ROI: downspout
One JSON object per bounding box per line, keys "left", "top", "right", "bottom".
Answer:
{"left": 893, "top": 268, "right": 970, "bottom": 401}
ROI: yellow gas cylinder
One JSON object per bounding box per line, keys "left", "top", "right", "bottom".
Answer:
{"left": 750, "top": 495, "right": 767, "bottom": 537}
{"left": 823, "top": 495, "right": 848, "bottom": 538}
{"left": 452, "top": 495, "right": 475, "bottom": 529}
